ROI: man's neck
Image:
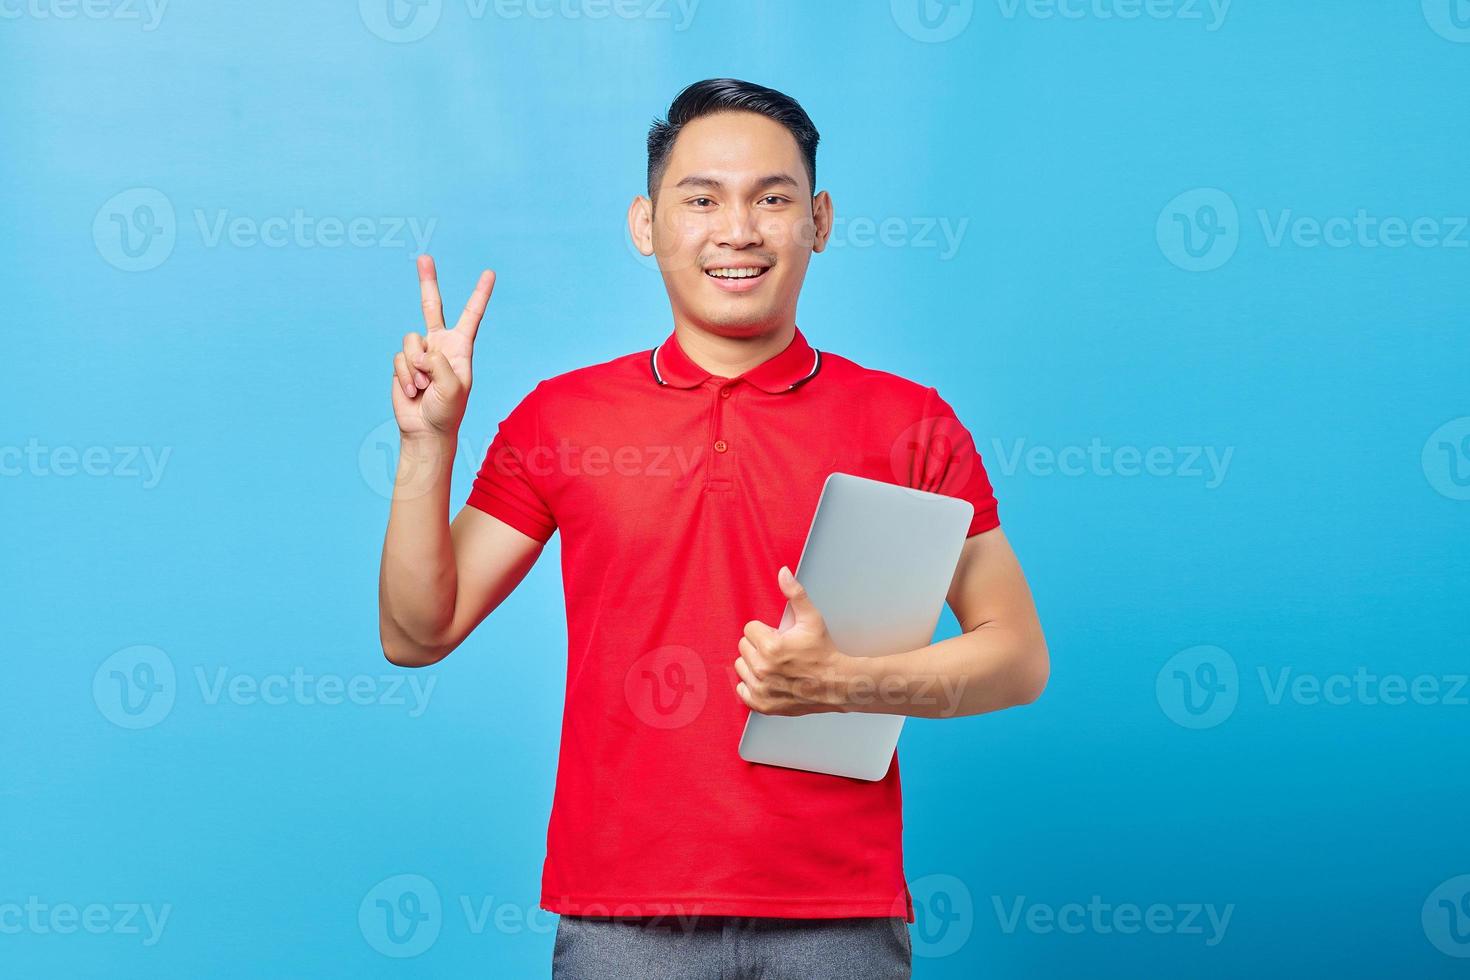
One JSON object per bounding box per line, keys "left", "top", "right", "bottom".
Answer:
{"left": 672, "top": 319, "right": 796, "bottom": 379}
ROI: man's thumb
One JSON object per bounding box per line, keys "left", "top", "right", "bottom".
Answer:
{"left": 414, "top": 350, "right": 463, "bottom": 395}
{"left": 779, "top": 566, "right": 820, "bottom": 627}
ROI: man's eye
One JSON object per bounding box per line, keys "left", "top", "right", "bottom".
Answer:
{"left": 690, "top": 197, "right": 715, "bottom": 208}
{"left": 760, "top": 196, "right": 789, "bottom": 205}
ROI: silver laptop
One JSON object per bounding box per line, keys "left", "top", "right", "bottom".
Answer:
{"left": 737, "top": 472, "right": 974, "bottom": 781}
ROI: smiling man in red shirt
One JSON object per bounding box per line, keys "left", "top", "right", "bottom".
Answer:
{"left": 378, "top": 78, "right": 1048, "bottom": 979}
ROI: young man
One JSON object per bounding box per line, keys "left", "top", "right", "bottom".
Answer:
{"left": 378, "top": 78, "right": 1048, "bottom": 979}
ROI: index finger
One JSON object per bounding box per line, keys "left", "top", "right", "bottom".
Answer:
{"left": 454, "top": 269, "right": 496, "bottom": 341}
{"left": 417, "top": 254, "right": 445, "bottom": 332}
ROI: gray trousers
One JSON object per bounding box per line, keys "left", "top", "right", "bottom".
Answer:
{"left": 551, "top": 913, "right": 912, "bottom": 979}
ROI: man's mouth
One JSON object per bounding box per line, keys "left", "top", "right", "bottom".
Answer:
{"left": 704, "top": 266, "right": 771, "bottom": 281}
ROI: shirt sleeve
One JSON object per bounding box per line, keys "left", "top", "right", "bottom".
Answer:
{"left": 906, "top": 386, "right": 1001, "bottom": 538}
{"left": 465, "top": 383, "right": 558, "bottom": 544}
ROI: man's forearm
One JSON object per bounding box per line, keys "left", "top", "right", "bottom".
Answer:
{"left": 834, "top": 621, "right": 1048, "bottom": 719}
{"left": 378, "top": 433, "right": 459, "bottom": 664}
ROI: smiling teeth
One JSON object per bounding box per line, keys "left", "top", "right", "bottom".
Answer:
{"left": 707, "top": 268, "right": 766, "bottom": 279}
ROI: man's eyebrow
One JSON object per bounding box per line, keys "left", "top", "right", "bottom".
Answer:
{"left": 671, "top": 173, "right": 802, "bottom": 192}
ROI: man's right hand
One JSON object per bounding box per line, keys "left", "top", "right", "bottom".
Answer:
{"left": 392, "top": 254, "right": 496, "bottom": 440}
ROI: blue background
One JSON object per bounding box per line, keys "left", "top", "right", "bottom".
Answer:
{"left": 3, "top": 0, "right": 1467, "bottom": 976}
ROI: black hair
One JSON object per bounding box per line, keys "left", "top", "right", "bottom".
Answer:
{"left": 646, "top": 78, "right": 820, "bottom": 202}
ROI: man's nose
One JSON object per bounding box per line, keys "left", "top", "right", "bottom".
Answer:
{"left": 715, "top": 204, "right": 762, "bottom": 250}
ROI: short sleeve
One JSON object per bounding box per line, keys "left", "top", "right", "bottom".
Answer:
{"left": 906, "top": 386, "right": 1000, "bottom": 537}
{"left": 465, "top": 384, "right": 558, "bottom": 544}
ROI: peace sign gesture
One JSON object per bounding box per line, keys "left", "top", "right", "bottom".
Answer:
{"left": 391, "top": 254, "right": 495, "bottom": 440}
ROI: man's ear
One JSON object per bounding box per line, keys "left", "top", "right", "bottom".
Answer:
{"left": 628, "top": 195, "right": 655, "bottom": 257}
{"left": 810, "top": 190, "right": 834, "bottom": 254}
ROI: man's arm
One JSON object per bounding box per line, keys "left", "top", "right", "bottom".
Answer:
{"left": 733, "top": 527, "right": 1048, "bottom": 719}
{"left": 378, "top": 432, "right": 545, "bottom": 667}
{"left": 839, "top": 526, "right": 1048, "bottom": 718}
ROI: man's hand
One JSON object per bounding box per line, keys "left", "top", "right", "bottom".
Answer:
{"left": 734, "top": 566, "right": 852, "bottom": 716}
{"left": 392, "top": 254, "right": 495, "bottom": 440}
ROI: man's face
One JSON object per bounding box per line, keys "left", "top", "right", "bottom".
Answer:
{"left": 630, "top": 110, "right": 832, "bottom": 338}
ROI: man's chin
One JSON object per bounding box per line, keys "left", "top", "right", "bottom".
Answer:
{"left": 691, "top": 307, "right": 783, "bottom": 335}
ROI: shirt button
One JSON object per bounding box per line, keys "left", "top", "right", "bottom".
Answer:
{"left": 714, "top": 439, "right": 728, "bottom": 453}
{"left": 720, "top": 386, "right": 733, "bottom": 398}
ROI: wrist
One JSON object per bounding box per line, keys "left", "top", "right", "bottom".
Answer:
{"left": 831, "top": 652, "right": 875, "bottom": 714}
{"left": 391, "top": 430, "right": 458, "bottom": 501}
{"left": 400, "top": 429, "right": 459, "bottom": 457}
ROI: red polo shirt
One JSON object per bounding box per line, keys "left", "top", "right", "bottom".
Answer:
{"left": 466, "top": 324, "right": 999, "bottom": 922}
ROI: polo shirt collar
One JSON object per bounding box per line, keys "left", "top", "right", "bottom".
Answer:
{"left": 649, "top": 325, "right": 822, "bottom": 394}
